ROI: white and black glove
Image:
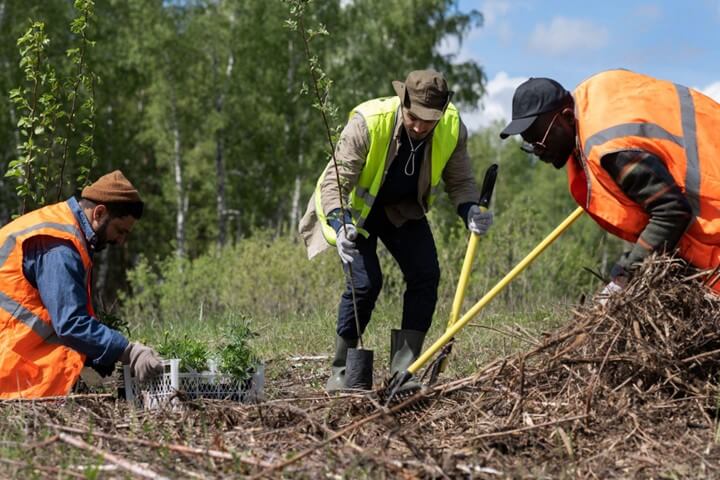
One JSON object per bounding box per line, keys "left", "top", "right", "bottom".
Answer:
{"left": 336, "top": 224, "right": 358, "bottom": 264}
{"left": 467, "top": 205, "right": 494, "bottom": 236}
{"left": 120, "top": 342, "right": 164, "bottom": 382}
{"left": 597, "top": 280, "right": 624, "bottom": 306}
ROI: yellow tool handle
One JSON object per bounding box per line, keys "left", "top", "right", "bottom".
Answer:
{"left": 439, "top": 230, "right": 479, "bottom": 374}
{"left": 408, "top": 206, "right": 585, "bottom": 375}
{"left": 449, "top": 203, "right": 491, "bottom": 328}
{"left": 449, "top": 231, "right": 480, "bottom": 329}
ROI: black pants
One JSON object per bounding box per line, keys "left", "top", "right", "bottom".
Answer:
{"left": 336, "top": 208, "right": 440, "bottom": 339}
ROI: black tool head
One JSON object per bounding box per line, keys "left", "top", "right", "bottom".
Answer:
{"left": 479, "top": 163, "right": 499, "bottom": 209}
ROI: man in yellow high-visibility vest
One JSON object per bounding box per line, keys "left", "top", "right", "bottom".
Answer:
{"left": 300, "top": 70, "right": 493, "bottom": 390}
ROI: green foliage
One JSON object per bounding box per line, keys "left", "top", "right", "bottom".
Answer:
{"left": 156, "top": 333, "right": 210, "bottom": 372}
{"left": 285, "top": 0, "right": 338, "bottom": 128}
{"left": 121, "top": 233, "right": 347, "bottom": 327}
{"left": 96, "top": 310, "right": 130, "bottom": 337}
{"left": 62, "top": 0, "right": 98, "bottom": 191}
{"left": 0, "top": 0, "right": 488, "bottom": 298}
{"left": 285, "top": 0, "right": 345, "bottom": 195}
{"left": 7, "top": 1, "right": 97, "bottom": 214}
{"left": 218, "top": 322, "right": 258, "bottom": 381}
{"left": 142, "top": 315, "right": 258, "bottom": 381}
{"left": 8, "top": 21, "right": 59, "bottom": 211}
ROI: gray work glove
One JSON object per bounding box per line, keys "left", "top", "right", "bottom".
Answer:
{"left": 336, "top": 223, "right": 358, "bottom": 264}
{"left": 467, "top": 205, "right": 494, "bottom": 235}
{"left": 120, "top": 342, "right": 164, "bottom": 382}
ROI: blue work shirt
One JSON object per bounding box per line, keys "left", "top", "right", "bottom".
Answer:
{"left": 21, "top": 197, "right": 129, "bottom": 368}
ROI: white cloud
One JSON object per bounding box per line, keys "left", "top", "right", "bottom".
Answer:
{"left": 479, "top": 0, "right": 519, "bottom": 45}
{"left": 462, "top": 71, "right": 528, "bottom": 132}
{"left": 529, "top": 17, "right": 609, "bottom": 56}
{"left": 699, "top": 81, "right": 720, "bottom": 102}
{"left": 480, "top": 0, "right": 511, "bottom": 28}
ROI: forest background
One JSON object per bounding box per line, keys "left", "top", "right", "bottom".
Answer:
{"left": 0, "top": 0, "right": 620, "bottom": 372}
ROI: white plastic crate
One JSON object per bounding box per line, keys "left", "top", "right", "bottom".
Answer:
{"left": 123, "top": 359, "right": 264, "bottom": 409}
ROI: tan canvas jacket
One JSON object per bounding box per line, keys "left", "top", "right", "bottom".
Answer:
{"left": 299, "top": 103, "right": 480, "bottom": 259}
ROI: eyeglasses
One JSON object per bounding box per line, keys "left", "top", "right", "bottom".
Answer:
{"left": 520, "top": 112, "right": 559, "bottom": 156}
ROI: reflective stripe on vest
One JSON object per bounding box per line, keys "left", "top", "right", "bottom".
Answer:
{"left": 315, "top": 96, "right": 460, "bottom": 245}
{"left": 0, "top": 291, "right": 61, "bottom": 344}
{"left": 568, "top": 69, "right": 720, "bottom": 285}
{"left": 0, "top": 201, "right": 91, "bottom": 398}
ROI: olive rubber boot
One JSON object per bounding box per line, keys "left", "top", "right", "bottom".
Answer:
{"left": 325, "top": 335, "right": 358, "bottom": 392}
{"left": 389, "top": 329, "right": 426, "bottom": 391}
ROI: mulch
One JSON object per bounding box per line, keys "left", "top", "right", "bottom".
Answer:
{"left": 2, "top": 254, "right": 720, "bottom": 479}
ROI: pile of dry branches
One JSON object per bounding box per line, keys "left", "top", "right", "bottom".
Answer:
{"left": 2, "top": 255, "right": 720, "bottom": 478}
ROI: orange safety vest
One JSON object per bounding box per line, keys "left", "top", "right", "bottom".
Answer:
{"left": 0, "top": 201, "right": 93, "bottom": 398}
{"left": 567, "top": 69, "right": 720, "bottom": 290}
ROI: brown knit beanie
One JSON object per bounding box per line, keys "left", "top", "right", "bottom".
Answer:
{"left": 81, "top": 170, "right": 142, "bottom": 204}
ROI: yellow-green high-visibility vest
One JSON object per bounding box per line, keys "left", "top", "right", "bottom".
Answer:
{"left": 315, "top": 96, "right": 460, "bottom": 245}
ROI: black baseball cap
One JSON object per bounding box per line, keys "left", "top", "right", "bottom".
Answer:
{"left": 500, "top": 78, "right": 570, "bottom": 139}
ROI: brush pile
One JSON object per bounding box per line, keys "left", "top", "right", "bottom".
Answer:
{"left": 2, "top": 255, "right": 720, "bottom": 478}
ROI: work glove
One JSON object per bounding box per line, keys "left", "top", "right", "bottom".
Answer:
{"left": 336, "top": 223, "right": 358, "bottom": 264}
{"left": 467, "top": 205, "right": 494, "bottom": 236}
{"left": 120, "top": 342, "right": 164, "bottom": 383}
{"left": 597, "top": 280, "right": 624, "bottom": 306}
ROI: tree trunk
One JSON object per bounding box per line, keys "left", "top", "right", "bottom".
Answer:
{"left": 285, "top": 38, "right": 304, "bottom": 237}
{"left": 214, "top": 52, "right": 233, "bottom": 249}
{"left": 171, "top": 93, "right": 186, "bottom": 259}
{"left": 215, "top": 129, "right": 226, "bottom": 248}
{"left": 290, "top": 172, "right": 301, "bottom": 235}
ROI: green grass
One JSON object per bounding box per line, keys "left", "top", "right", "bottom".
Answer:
{"left": 122, "top": 212, "right": 609, "bottom": 382}
{"left": 130, "top": 284, "right": 577, "bottom": 384}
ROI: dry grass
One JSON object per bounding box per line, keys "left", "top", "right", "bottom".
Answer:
{"left": 2, "top": 255, "right": 720, "bottom": 479}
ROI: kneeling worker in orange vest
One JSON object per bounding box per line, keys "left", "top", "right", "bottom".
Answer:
{"left": 499, "top": 69, "right": 720, "bottom": 295}
{"left": 0, "top": 170, "right": 163, "bottom": 398}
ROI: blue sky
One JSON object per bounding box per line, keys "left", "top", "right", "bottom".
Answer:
{"left": 447, "top": 0, "right": 720, "bottom": 130}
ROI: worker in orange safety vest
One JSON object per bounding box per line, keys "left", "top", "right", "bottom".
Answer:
{"left": 0, "top": 170, "right": 163, "bottom": 398}
{"left": 499, "top": 69, "right": 720, "bottom": 296}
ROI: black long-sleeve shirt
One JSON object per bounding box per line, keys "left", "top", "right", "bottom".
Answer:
{"left": 600, "top": 150, "right": 693, "bottom": 278}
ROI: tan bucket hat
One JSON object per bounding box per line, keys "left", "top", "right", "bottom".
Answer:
{"left": 392, "top": 69, "right": 451, "bottom": 121}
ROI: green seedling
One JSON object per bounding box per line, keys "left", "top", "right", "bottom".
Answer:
{"left": 157, "top": 333, "right": 210, "bottom": 372}
{"left": 218, "top": 322, "right": 258, "bottom": 382}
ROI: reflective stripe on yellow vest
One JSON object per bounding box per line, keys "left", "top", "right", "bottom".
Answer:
{"left": 315, "top": 96, "right": 460, "bottom": 245}
{"left": 567, "top": 69, "right": 720, "bottom": 289}
{"left": 0, "top": 201, "right": 92, "bottom": 398}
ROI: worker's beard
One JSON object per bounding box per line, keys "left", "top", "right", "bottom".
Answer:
{"left": 539, "top": 139, "right": 574, "bottom": 169}
{"left": 94, "top": 218, "right": 112, "bottom": 252}
{"left": 547, "top": 154, "right": 570, "bottom": 169}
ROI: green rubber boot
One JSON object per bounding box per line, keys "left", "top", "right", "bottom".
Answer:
{"left": 325, "top": 335, "right": 358, "bottom": 392}
{"left": 389, "top": 329, "right": 426, "bottom": 391}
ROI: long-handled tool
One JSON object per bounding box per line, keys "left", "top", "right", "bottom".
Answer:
{"left": 431, "top": 164, "right": 498, "bottom": 381}
{"left": 385, "top": 206, "right": 585, "bottom": 403}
